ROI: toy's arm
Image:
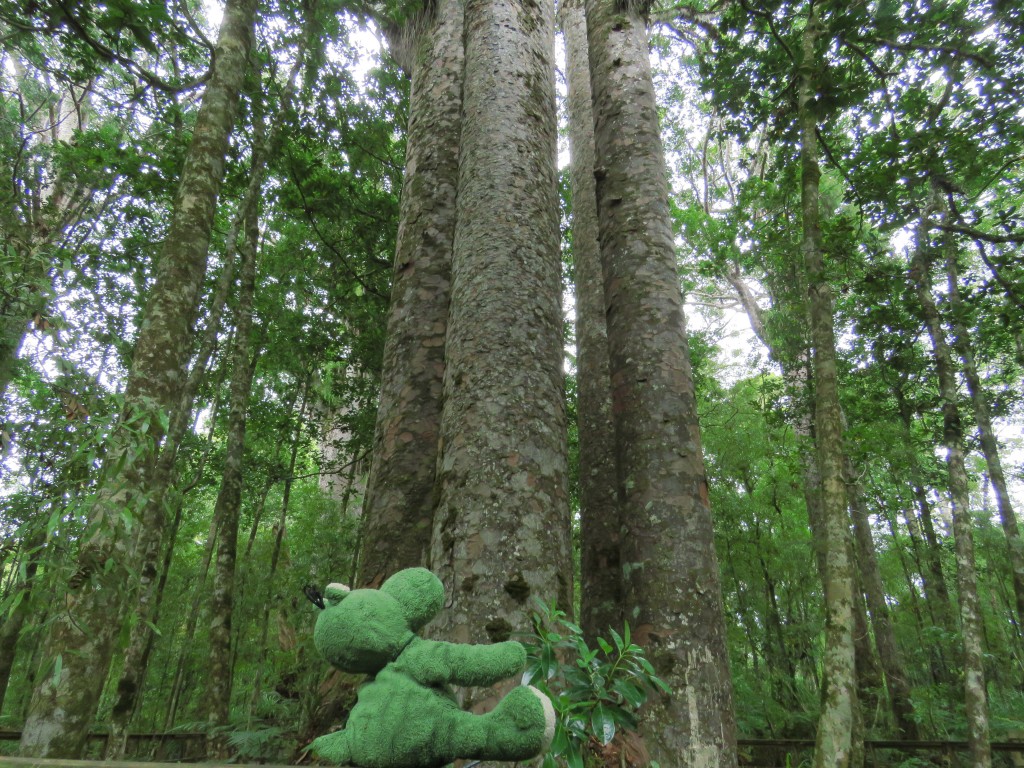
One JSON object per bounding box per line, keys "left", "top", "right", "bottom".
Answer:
{"left": 399, "top": 636, "right": 526, "bottom": 687}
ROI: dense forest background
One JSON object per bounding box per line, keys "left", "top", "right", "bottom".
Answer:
{"left": 1, "top": 0, "right": 1023, "bottom": 766}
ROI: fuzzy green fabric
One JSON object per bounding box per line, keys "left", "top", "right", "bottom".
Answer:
{"left": 310, "top": 568, "right": 555, "bottom": 768}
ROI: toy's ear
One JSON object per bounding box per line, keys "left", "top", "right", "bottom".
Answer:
{"left": 324, "top": 583, "right": 351, "bottom": 607}
{"left": 379, "top": 568, "right": 444, "bottom": 631}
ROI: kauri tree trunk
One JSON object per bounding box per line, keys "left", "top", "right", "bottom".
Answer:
{"left": 429, "top": 0, "right": 572, "bottom": 711}
{"left": 558, "top": 0, "right": 622, "bottom": 642}
{"left": 357, "top": 0, "right": 463, "bottom": 588}
{"left": 18, "top": 0, "right": 256, "bottom": 756}
{"left": 584, "top": 0, "right": 736, "bottom": 762}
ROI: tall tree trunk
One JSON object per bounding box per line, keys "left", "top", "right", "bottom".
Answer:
{"left": 428, "top": 0, "right": 572, "bottom": 712}
{"left": 909, "top": 187, "right": 991, "bottom": 768}
{"left": 946, "top": 248, "right": 1024, "bottom": 630}
{"left": 0, "top": 526, "right": 44, "bottom": 715}
{"left": 845, "top": 458, "right": 918, "bottom": 738}
{"left": 584, "top": 0, "right": 736, "bottom": 763}
{"left": 558, "top": 0, "right": 621, "bottom": 642}
{"left": 19, "top": 0, "right": 256, "bottom": 756}
{"left": 798, "top": 11, "right": 858, "bottom": 768}
{"left": 164, "top": 517, "right": 220, "bottom": 730}
{"left": 247, "top": 392, "right": 305, "bottom": 724}
{"left": 205, "top": 196, "right": 262, "bottom": 758}
{"left": 356, "top": 0, "right": 463, "bottom": 588}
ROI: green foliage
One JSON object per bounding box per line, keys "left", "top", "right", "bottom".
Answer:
{"left": 523, "top": 601, "right": 669, "bottom": 768}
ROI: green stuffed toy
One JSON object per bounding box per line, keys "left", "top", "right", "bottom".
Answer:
{"left": 308, "top": 567, "right": 555, "bottom": 768}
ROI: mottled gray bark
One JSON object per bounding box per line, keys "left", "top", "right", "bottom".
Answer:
{"left": 946, "top": 249, "right": 1024, "bottom": 630}
{"left": 558, "top": 0, "right": 621, "bottom": 642}
{"left": 799, "top": 12, "right": 858, "bottom": 768}
{"left": 206, "top": 196, "right": 261, "bottom": 758}
{"left": 429, "top": 0, "right": 572, "bottom": 713}
{"left": 910, "top": 187, "right": 991, "bottom": 768}
{"left": 357, "top": 0, "right": 463, "bottom": 588}
{"left": 19, "top": 0, "right": 256, "bottom": 756}
{"left": 584, "top": 0, "right": 736, "bottom": 763}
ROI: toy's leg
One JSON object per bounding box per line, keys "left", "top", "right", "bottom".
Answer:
{"left": 310, "top": 729, "right": 353, "bottom": 765}
{"left": 452, "top": 686, "right": 556, "bottom": 762}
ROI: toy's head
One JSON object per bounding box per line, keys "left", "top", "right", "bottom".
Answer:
{"left": 313, "top": 568, "right": 444, "bottom": 674}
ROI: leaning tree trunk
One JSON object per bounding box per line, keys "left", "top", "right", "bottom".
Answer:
{"left": 428, "top": 0, "right": 572, "bottom": 713}
{"left": 584, "top": 0, "right": 736, "bottom": 762}
{"left": 798, "top": 11, "right": 858, "bottom": 768}
{"left": 946, "top": 247, "right": 1024, "bottom": 631}
{"left": 19, "top": 0, "right": 256, "bottom": 756}
{"left": 910, "top": 188, "right": 991, "bottom": 768}
{"left": 206, "top": 196, "right": 261, "bottom": 759}
{"left": 356, "top": 0, "right": 463, "bottom": 588}
{"left": 558, "top": 0, "right": 621, "bottom": 643}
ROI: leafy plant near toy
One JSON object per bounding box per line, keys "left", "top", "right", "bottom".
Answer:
{"left": 523, "top": 601, "right": 669, "bottom": 768}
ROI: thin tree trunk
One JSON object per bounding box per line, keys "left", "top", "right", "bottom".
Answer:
{"left": 19, "top": 0, "right": 256, "bottom": 756}
{"left": 558, "top": 0, "right": 621, "bottom": 642}
{"left": 909, "top": 186, "right": 991, "bottom": 768}
{"left": 798, "top": 11, "right": 858, "bottom": 768}
{"left": 429, "top": 0, "right": 572, "bottom": 714}
{"left": 205, "top": 194, "right": 262, "bottom": 759}
{"left": 846, "top": 459, "right": 918, "bottom": 738}
{"left": 584, "top": 0, "right": 736, "bottom": 762}
{"left": 247, "top": 389, "right": 305, "bottom": 724}
{"left": 163, "top": 517, "right": 219, "bottom": 731}
{"left": 946, "top": 248, "right": 1024, "bottom": 631}
{"left": 891, "top": 383, "right": 955, "bottom": 633}
{"left": 0, "top": 526, "right": 44, "bottom": 715}
{"left": 356, "top": 0, "right": 463, "bottom": 588}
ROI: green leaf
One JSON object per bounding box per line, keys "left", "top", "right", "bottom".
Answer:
{"left": 52, "top": 654, "right": 63, "bottom": 685}
{"left": 565, "top": 736, "right": 584, "bottom": 768}
{"left": 591, "top": 703, "right": 616, "bottom": 745}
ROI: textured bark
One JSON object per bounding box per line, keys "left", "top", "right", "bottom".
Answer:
{"left": 19, "top": 0, "right": 255, "bottom": 757}
{"left": 946, "top": 249, "right": 1024, "bottom": 630}
{"left": 205, "top": 195, "right": 261, "bottom": 757}
{"left": 799, "top": 13, "right": 858, "bottom": 768}
{"left": 428, "top": 0, "right": 572, "bottom": 712}
{"left": 558, "top": 0, "right": 622, "bottom": 642}
{"left": 357, "top": 0, "right": 463, "bottom": 589}
{"left": 0, "top": 527, "right": 44, "bottom": 715}
{"left": 585, "top": 0, "right": 736, "bottom": 764}
{"left": 910, "top": 187, "right": 991, "bottom": 768}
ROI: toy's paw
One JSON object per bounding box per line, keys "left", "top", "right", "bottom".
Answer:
{"left": 488, "top": 685, "right": 557, "bottom": 758}
{"left": 310, "top": 730, "right": 352, "bottom": 764}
